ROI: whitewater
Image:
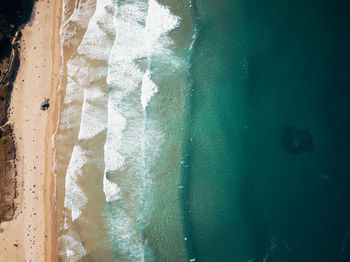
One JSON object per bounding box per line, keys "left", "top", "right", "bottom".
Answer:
{"left": 54, "top": 0, "right": 194, "bottom": 261}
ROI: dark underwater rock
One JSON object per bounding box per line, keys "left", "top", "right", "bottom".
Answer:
{"left": 281, "top": 126, "right": 313, "bottom": 154}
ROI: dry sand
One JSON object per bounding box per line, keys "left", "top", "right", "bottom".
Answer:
{"left": 0, "top": 0, "right": 62, "bottom": 260}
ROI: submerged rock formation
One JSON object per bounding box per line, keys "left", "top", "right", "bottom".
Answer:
{"left": 281, "top": 126, "right": 313, "bottom": 154}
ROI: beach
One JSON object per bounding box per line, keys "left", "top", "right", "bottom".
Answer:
{"left": 0, "top": 0, "right": 61, "bottom": 261}
{"left": 0, "top": 0, "right": 348, "bottom": 261}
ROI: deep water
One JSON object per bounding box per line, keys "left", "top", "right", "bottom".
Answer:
{"left": 185, "top": 0, "right": 350, "bottom": 261}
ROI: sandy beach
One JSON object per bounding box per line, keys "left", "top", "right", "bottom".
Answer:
{"left": 0, "top": 0, "right": 61, "bottom": 261}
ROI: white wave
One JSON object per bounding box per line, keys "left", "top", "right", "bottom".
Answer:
{"left": 63, "top": 58, "right": 85, "bottom": 104}
{"left": 63, "top": 0, "right": 96, "bottom": 27}
{"left": 145, "top": 0, "right": 181, "bottom": 56}
{"left": 102, "top": 2, "right": 148, "bottom": 203}
{"left": 64, "top": 78, "right": 81, "bottom": 105}
{"left": 101, "top": 7, "right": 181, "bottom": 254}
{"left": 58, "top": 0, "right": 184, "bottom": 261}
{"left": 141, "top": 69, "right": 158, "bottom": 109}
{"left": 77, "top": 0, "right": 117, "bottom": 61}
{"left": 78, "top": 87, "right": 107, "bottom": 140}
{"left": 63, "top": 217, "right": 69, "bottom": 230}
{"left": 60, "top": 104, "right": 81, "bottom": 130}
{"left": 140, "top": 0, "right": 181, "bottom": 109}
{"left": 189, "top": 25, "right": 198, "bottom": 51}
{"left": 62, "top": 0, "right": 77, "bottom": 25}
{"left": 64, "top": 145, "right": 88, "bottom": 221}
{"left": 101, "top": 0, "right": 181, "bottom": 206}
{"left": 105, "top": 0, "right": 180, "bottom": 109}
{"left": 104, "top": 90, "right": 126, "bottom": 172}
{"left": 103, "top": 89, "right": 125, "bottom": 202}
{"left": 61, "top": 0, "right": 97, "bottom": 52}
{"left": 64, "top": 57, "right": 107, "bottom": 104}
{"left": 107, "top": 61, "right": 144, "bottom": 93}
{"left": 103, "top": 173, "right": 121, "bottom": 202}
{"left": 105, "top": 208, "right": 145, "bottom": 262}
{"left": 59, "top": 231, "right": 88, "bottom": 262}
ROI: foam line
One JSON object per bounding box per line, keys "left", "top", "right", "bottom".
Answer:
{"left": 103, "top": 89, "right": 125, "bottom": 202}
{"left": 64, "top": 145, "right": 88, "bottom": 221}
{"left": 77, "top": 0, "right": 117, "bottom": 61}
{"left": 59, "top": 231, "right": 88, "bottom": 262}
{"left": 78, "top": 87, "right": 107, "bottom": 140}
{"left": 145, "top": 0, "right": 181, "bottom": 56}
{"left": 141, "top": 69, "right": 158, "bottom": 109}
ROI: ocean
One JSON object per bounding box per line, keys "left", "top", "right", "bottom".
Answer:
{"left": 55, "top": 0, "right": 350, "bottom": 261}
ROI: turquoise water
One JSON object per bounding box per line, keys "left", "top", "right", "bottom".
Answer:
{"left": 56, "top": 0, "right": 350, "bottom": 261}
{"left": 185, "top": 0, "right": 350, "bottom": 261}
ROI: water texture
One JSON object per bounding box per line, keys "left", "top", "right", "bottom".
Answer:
{"left": 185, "top": 0, "right": 350, "bottom": 261}
{"left": 55, "top": 0, "right": 350, "bottom": 261}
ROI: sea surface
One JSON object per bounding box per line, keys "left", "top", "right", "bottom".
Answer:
{"left": 55, "top": 0, "right": 350, "bottom": 261}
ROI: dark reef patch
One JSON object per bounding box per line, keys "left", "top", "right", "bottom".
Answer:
{"left": 281, "top": 126, "right": 313, "bottom": 154}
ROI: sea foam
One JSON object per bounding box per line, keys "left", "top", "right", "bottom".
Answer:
{"left": 77, "top": 0, "right": 116, "bottom": 61}
{"left": 103, "top": 0, "right": 180, "bottom": 201}
{"left": 145, "top": 0, "right": 181, "bottom": 56}
{"left": 98, "top": 0, "right": 181, "bottom": 260}
{"left": 78, "top": 87, "right": 107, "bottom": 140}
{"left": 60, "top": 0, "right": 182, "bottom": 260}
{"left": 141, "top": 69, "right": 158, "bottom": 109}
{"left": 64, "top": 145, "right": 88, "bottom": 221}
{"left": 65, "top": 0, "right": 119, "bottom": 203}
{"left": 59, "top": 231, "right": 88, "bottom": 262}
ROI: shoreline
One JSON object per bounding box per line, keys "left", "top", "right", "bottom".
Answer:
{"left": 0, "top": 0, "right": 62, "bottom": 260}
{"left": 44, "top": 0, "right": 62, "bottom": 259}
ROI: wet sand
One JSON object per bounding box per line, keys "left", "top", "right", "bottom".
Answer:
{"left": 0, "top": 0, "right": 62, "bottom": 260}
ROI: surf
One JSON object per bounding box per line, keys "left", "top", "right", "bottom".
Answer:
{"left": 55, "top": 0, "right": 190, "bottom": 260}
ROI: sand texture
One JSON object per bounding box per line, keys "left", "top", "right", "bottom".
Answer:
{"left": 0, "top": 0, "right": 62, "bottom": 260}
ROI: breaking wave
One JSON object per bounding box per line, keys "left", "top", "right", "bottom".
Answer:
{"left": 58, "top": 0, "right": 182, "bottom": 260}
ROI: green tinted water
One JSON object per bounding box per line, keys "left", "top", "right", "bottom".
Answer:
{"left": 185, "top": 0, "right": 350, "bottom": 261}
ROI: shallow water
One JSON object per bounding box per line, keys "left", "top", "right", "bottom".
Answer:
{"left": 56, "top": 0, "right": 193, "bottom": 261}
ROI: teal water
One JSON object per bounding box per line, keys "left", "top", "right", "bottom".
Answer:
{"left": 56, "top": 0, "right": 350, "bottom": 260}
{"left": 185, "top": 0, "right": 350, "bottom": 261}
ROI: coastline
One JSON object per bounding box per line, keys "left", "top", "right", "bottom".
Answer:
{"left": 0, "top": 0, "right": 62, "bottom": 260}
{"left": 44, "top": 0, "right": 62, "bottom": 259}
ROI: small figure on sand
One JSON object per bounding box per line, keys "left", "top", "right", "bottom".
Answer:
{"left": 40, "top": 98, "right": 49, "bottom": 111}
